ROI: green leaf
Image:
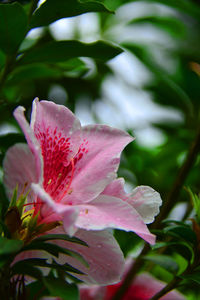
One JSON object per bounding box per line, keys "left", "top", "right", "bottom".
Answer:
{"left": 23, "top": 241, "right": 89, "bottom": 267}
{"left": 30, "top": 0, "right": 113, "bottom": 28}
{"left": 11, "top": 261, "right": 43, "bottom": 279}
{"left": 0, "top": 3, "right": 28, "bottom": 54}
{"left": 7, "top": 63, "right": 62, "bottom": 84}
{"left": 152, "top": 241, "right": 194, "bottom": 262}
{"left": 18, "top": 40, "right": 123, "bottom": 64}
{"left": 144, "top": 0, "right": 200, "bottom": 19}
{"left": 43, "top": 277, "right": 79, "bottom": 300}
{"left": 129, "top": 16, "right": 186, "bottom": 38}
{"left": 143, "top": 254, "right": 179, "bottom": 274}
{"left": 12, "top": 257, "right": 84, "bottom": 275}
{"left": 180, "top": 272, "right": 200, "bottom": 285}
{"left": 0, "top": 236, "right": 23, "bottom": 255}
{"left": 26, "top": 280, "right": 49, "bottom": 300}
{"left": 122, "top": 42, "right": 192, "bottom": 113}
{"left": 34, "top": 233, "right": 88, "bottom": 247}
{"left": 163, "top": 225, "right": 197, "bottom": 244}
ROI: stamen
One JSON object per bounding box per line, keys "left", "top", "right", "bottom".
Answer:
{"left": 19, "top": 182, "right": 28, "bottom": 198}
{"left": 23, "top": 202, "right": 43, "bottom": 207}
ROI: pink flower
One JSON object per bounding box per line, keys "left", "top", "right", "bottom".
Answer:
{"left": 3, "top": 98, "right": 162, "bottom": 284}
{"left": 80, "top": 273, "right": 185, "bottom": 300}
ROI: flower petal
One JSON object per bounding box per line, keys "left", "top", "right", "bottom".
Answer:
{"left": 14, "top": 104, "right": 43, "bottom": 183}
{"left": 103, "top": 179, "right": 162, "bottom": 224}
{"left": 3, "top": 143, "right": 37, "bottom": 202}
{"left": 75, "top": 195, "right": 155, "bottom": 244}
{"left": 127, "top": 186, "right": 162, "bottom": 224}
{"left": 128, "top": 273, "right": 185, "bottom": 300}
{"left": 31, "top": 99, "right": 82, "bottom": 200}
{"left": 51, "top": 226, "right": 125, "bottom": 285}
{"left": 31, "top": 183, "right": 78, "bottom": 235}
{"left": 63, "top": 125, "right": 133, "bottom": 205}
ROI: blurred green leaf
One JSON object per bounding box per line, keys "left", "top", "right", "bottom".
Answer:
{"left": 11, "top": 261, "right": 43, "bottom": 279}
{"left": 43, "top": 277, "right": 79, "bottom": 300}
{"left": 0, "top": 2, "right": 28, "bottom": 54}
{"left": 23, "top": 241, "right": 89, "bottom": 267}
{"left": 34, "top": 233, "right": 88, "bottom": 247}
{"left": 26, "top": 280, "right": 49, "bottom": 300}
{"left": 30, "top": 0, "right": 113, "bottom": 28}
{"left": 145, "top": 0, "right": 200, "bottom": 19}
{"left": 122, "top": 42, "right": 192, "bottom": 113}
{"left": 0, "top": 236, "right": 23, "bottom": 255}
{"left": 143, "top": 254, "right": 179, "bottom": 274}
{"left": 18, "top": 40, "right": 123, "bottom": 64}
{"left": 12, "top": 257, "right": 84, "bottom": 275}
{"left": 114, "top": 230, "right": 142, "bottom": 257}
{"left": 129, "top": 16, "right": 186, "bottom": 38}
{"left": 7, "top": 64, "right": 62, "bottom": 84}
{"left": 163, "top": 225, "right": 197, "bottom": 244}
{"left": 180, "top": 272, "right": 200, "bottom": 285}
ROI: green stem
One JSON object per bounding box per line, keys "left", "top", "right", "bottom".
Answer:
{"left": 149, "top": 276, "right": 182, "bottom": 300}
{"left": 111, "top": 245, "right": 150, "bottom": 300}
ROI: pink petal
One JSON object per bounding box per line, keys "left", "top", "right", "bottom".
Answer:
{"left": 75, "top": 195, "right": 155, "bottom": 244}
{"left": 127, "top": 186, "right": 162, "bottom": 224}
{"left": 79, "top": 271, "right": 185, "bottom": 300}
{"left": 80, "top": 285, "right": 106, "bottom": 300}
{"left": 103, "top": 179, "right": 162, "bottom": 224}
{"left": 128, "top": 273, "right": 185, "bottom": 300}
{"left": 3, "top": 143, "right": 37, "bottom": 202}
{"left": 14, "top": 104, "right": 43, "bottom": 183}
{"left": 31, "top": 183, "right": 78, "bottom": 235}
{"left": 102, "top": 178, "right": 126, "bottom": 199}
{"left": 63, "top": 125, "right": 133, "bottom": 205}
{"left": 31, "top": 99, "right": 82, "bottom": 201}
{"left": 51, "top": 226, "right": 125, "bottom": 285}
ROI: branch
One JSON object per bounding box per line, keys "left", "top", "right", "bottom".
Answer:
{"left": 149, "top": 276, "right": 182, "bottom": 300}
{"left": 111, "top": 245, "right": 150, "bottom": 300}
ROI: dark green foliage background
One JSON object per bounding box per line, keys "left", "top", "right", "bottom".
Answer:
{"left": 0, "top": 0, "right": 200, "bottom": 299}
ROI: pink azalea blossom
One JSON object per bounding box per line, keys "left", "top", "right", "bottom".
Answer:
{"left": 80, "top": 273, "right": 185, "bottom": 300}
{"left": 3, "top": 98, "right": 162, "bottom": 284}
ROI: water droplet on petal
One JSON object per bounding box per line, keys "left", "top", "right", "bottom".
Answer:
{"left": 97, "top": 244, "right": 102, "bottom": 248}
{"left": 107, "top": 263, "right": 111, "bottom": 267}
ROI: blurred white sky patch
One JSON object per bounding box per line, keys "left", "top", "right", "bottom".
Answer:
{"left": 75, "top": 97, "right": 96, "bottom": 126}
{"left": 26, "top": 27, "right": 43, "bottom": 39}
{"left": 134, "top": 127, "right": 166, "bottom": 147}
{"left": 50, "top": 13, "right": 100, "bottom": 42}
{"left": 50, "top": 18, "right": 76, "bottom": 40}
{"left": 108, "top": 52, "right": 153, "bottom": 87}
{"left": 0, "top": 123, "right": 19, "bottom": 135}
{"left": 100, "top": 75, "right": 183, "bottom": 128}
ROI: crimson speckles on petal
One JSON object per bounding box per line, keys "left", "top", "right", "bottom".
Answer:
{"left": 3, "top": 98, "right": 162, "bottom": 284}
